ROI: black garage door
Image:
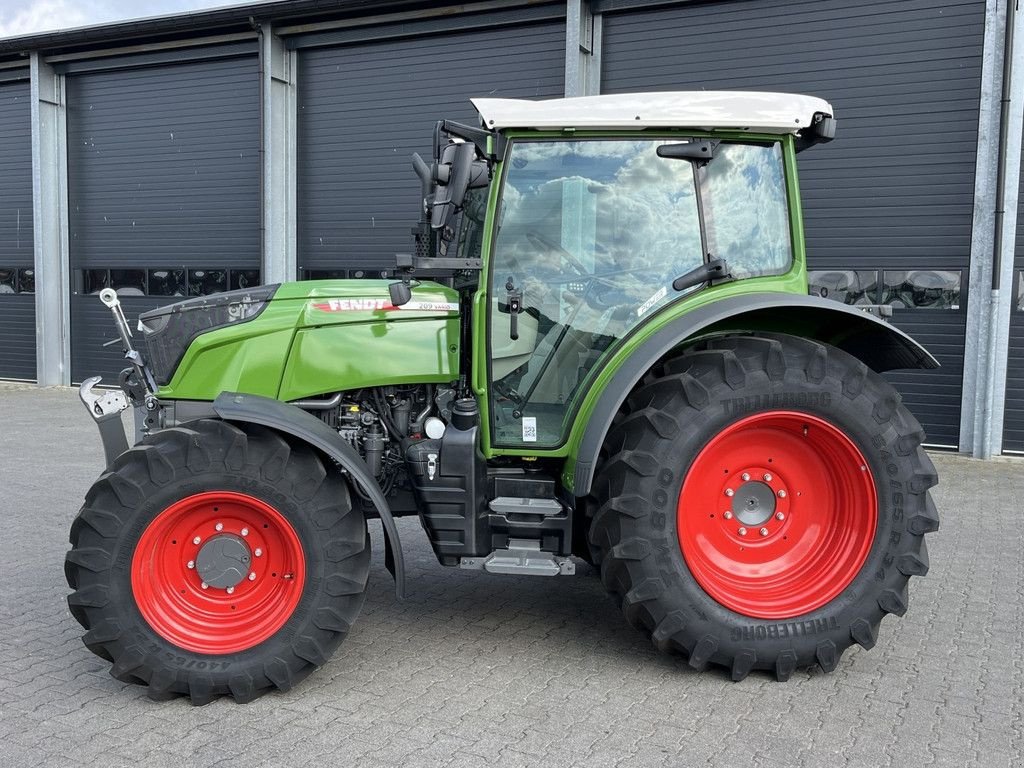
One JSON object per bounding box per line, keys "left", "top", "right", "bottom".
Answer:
{"left": 1001, "top": 142, "right": 1024, "bottom": 453}
{"left": 0, "top": 78, "right": 36, "bottom": 381}
{"left": 296, "top": 14, "right": 566, "bottom": 275}
{"left": 66, "top": 53, "right": 260, "bottom": 383}
{"left": 600, "top": 0, "right": 985, "bottom": 447}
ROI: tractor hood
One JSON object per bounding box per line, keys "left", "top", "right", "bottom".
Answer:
{"left": 142, "top": 279, "right": 461, "bottom": 402}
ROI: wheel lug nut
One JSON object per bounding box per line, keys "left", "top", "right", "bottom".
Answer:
{"left": 193, "top": 536, "right": 201, "bottom": 545}
{"left": 248, "top": 572, "right": 256, "bottom": 581}
{"left": 741, "top": 472, "right": 750, "bottom": 481}
{"left": 723, "top": 511, "right": 733, "bottom": 520}
{"left": 763, "top": 473, "right": 773, "bottom": 482}
{"left": 725, "top": 488, "right": 735, "bottom": 497}
{"left": 187, "top": 560, "right": 195, "bottom": 569}
{"left": 241, "top": 527, "right": 249, "bottom": 537}
{"left": 226, "top": 586, "right": 235, "bottom": 595}
{"left": 759, "top": 527, "right": 769, "bottom": 537}
{"left": 738, "top": 527, "right": 747, "bottom": 536}
{"left": 215, "top": 522, "right": 223, "bottom": 532}
{"left": 254, "top": 548, "right": 263, "bottom": 557}
{"left": 777, "top": 489, "right": 787, "bottom": 498}
{"left": 200, "top": 582, "right": 209, "bottom": 590}
{"left": 775, "top": 512, "right": 785, "bottom": 521}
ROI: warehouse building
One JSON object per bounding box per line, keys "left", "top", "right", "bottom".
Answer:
{"left": 0, "top": 0, "right": 1020, "bottom": 455}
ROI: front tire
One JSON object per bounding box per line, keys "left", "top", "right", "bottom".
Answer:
{"left": 589, "top": 333, "right": 938, "bottom": 681}
{"left": 65, "top": 419, "right": 370, "bottom": 704}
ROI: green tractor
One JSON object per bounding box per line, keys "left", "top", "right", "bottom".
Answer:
{"left": 67, "top": 91, "right": 939, "bottom": 703}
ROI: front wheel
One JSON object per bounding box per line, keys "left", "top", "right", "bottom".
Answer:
{"left": 589, "top": 333, "right": 939, "bottom": 680}
{"left": 65, "top": 419, "right": 370, "bottom": 703}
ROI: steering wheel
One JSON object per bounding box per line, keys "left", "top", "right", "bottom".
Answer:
{"left": 525, "top": 231, "right": 589, "bottom": 276}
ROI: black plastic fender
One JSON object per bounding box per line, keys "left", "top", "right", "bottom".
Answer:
{"left": 572, "top": 292, "right": 938, "bottom": 496}
{"left": 213, "top": 391, "right": 406, "bottom": 599}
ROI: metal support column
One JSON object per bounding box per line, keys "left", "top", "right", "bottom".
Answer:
{"left": 565, "top": 0, "right": 601, "bottom": 97}
{"left": 259, "top": 23, "right": 297, "bottom": 285}
{"left": 30, "top": 53, "right": 70, "bottom": 386}
{"left": 961, "top": 0, "right": 1023, "bottom": 457}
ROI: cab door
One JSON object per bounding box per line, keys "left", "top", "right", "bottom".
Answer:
{"left": 485, "top": 137, "right": 705, "bottom": 449}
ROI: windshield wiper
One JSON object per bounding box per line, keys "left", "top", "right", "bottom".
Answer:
{"left": 672, "top": 258, "right": 730, "bottom": 292}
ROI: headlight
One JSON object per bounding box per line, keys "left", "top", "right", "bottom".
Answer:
{"left": 138, "top": 285, "right": 278, "bottom": 385}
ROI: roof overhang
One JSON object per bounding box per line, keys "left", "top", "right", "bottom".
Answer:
{"left": 472, "top": 91, "right": 834, "bottom": 134}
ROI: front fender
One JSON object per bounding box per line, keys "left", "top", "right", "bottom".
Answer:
{"left": 212, "top": 391, "right": 406, "bottom": 599}
{"left": 569, "top": 292, "right": 937, "bottom": 496}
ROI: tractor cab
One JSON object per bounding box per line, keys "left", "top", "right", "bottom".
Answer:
{"left": 396, "top": 92, "right": 837, "bottom": 451}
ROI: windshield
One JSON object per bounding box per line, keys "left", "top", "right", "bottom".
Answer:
{"left": 488, "top": 138, "right": 791, "bottom": 448}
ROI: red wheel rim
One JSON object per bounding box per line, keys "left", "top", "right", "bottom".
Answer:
{"left": 677, "top": 411, "right": 876, "bottom": 619}
{"left": 131, "top": 491, "right": 306, "bottom": 654}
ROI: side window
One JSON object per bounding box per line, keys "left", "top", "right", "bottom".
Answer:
{"left": 703, "top": 142, "right": 791, "bottom": 278}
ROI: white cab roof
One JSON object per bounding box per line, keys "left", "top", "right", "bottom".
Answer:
{"left": 471, "top": 91, "right": 833, "bottom": 134}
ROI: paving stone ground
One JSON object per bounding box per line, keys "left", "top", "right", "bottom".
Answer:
{"left": 1, "top": 383, "right": 1021, "bottom": 767}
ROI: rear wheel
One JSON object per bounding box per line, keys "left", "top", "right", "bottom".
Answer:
{"left": 65, "top": 419, "right": 370, "bottom": 703}
{"left": 589, "top": 333, "right": 938, "bottom": 680}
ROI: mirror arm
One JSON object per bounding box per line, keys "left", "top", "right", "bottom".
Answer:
{"left": 438, "top": 119, "right": 506, "bottom": 163}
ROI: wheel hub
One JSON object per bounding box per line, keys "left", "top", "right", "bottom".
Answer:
{"left": 732, "top": 480, "right": 777, "bottom": 526}
{"left": 195, "top": 534, "right": 251, "bottom": 589}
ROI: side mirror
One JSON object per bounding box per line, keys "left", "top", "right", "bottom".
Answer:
{"left": 388, "top": 280, "right": 412, "bottom": 307}
{"left": 430, "top": 141, "right": 478, "bottom": 230}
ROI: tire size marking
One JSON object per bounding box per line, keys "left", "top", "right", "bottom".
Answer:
{"left": 163, "top": 653, "right": 231, "bottom": 671}
{"left": 722, "top": 392, "right": 832, "bottom": 415}
{"left": 731, "top": 616, "right": 839, "bottom": 642}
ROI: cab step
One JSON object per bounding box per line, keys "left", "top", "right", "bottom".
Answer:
{"left": 459, "top": 538, "right": 575, "bottom": 576}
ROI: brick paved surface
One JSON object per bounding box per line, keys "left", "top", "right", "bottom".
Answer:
{"left": 1, "top": 383, "right": 1021, "bottom": 767}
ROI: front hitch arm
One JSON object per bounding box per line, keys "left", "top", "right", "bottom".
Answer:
{"left": 79, "top": 288, "right": 160, "bottom": 466}
{"left": 98, "top": 288, "right": 158, "bottom": 396}
{"left": 79, "top": 376, "right": 130, "bottom": 466}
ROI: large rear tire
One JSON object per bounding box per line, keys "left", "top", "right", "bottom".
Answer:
{"left": 589, "top": 333, "right": 938, "bottom": 680}
{"left": 65, "top": 419, "right": 370, "bottom": 704}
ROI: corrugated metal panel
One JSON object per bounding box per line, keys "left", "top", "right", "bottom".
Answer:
{"left": 0, "top": 295, "right": 36, "bottom": 381}
{"left": 67, "top": 55, "right": 260, "bottom": 383}
{"left": 297, "top": 19, "right": 566, "bottom": 271}
{"left": 1001, "top": 136, "right": 1024, "bottom": 452}
{"left": 884, "top": 312, "right": 966, "bottom": 447}
{"left": 67, "top": 56, "right": 260, "bottom": 269}
{"left": 601, "top": 0, "right": 985, "bottom": 445}
{"left": 0, "top": 80, "right": 36, "bottom": 381}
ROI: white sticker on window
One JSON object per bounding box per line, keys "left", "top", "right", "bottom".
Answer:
{"left": 522, "top": 416, "right": 538, "bottom": 442}
{"left": 637, "top": 285, "right": 668, "bottom": 317}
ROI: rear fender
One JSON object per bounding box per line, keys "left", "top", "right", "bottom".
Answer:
{"left": 570, "top": 292, "right": 937, "bottom": 496}
{"left": 212, "top": 391, "right": 406, "bottom": 599}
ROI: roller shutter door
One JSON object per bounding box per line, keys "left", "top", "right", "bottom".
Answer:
{"left": 296, "top": 18, "right": 566, "bottom": 274}
{"left": 1002, "top": 141, "right": 1024, "bottom": 453}
{"left": 66, "top": 55, "right": 260, "bottom": 383}
{"left": 0, "top": 79, "right": 36, "bottom": 381}
{"left": 600, "top": 0, "right": 986, "bottom": 447}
